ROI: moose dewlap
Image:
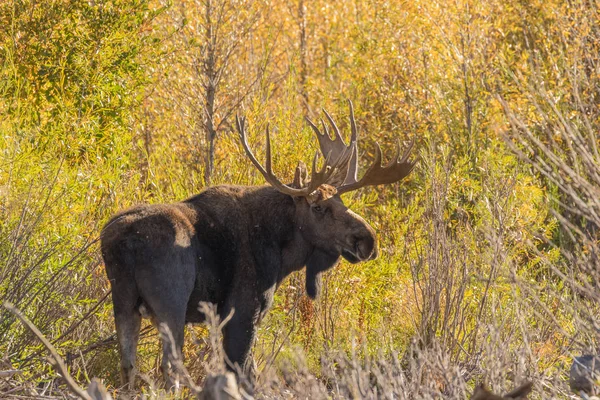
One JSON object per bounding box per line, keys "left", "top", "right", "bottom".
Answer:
{"left": 100, "top": 101, "right": 415, "bottom": 389}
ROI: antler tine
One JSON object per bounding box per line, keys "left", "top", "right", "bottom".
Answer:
{"left": 308, "top": 150, "right": 324, "bottom": 190}
{"left": 373, "top": 142, "right": 383, "bottom": 167}
{"left": 348, "top": 99, "right": 358, "bottom": 143}
{"left": 344, "top": 100, "right": 359, "bottom": 185}
{"left": 236, "top": 115, "right": 268, "bottom": 178}
{"left": 344, "top": 144, "right": 359, "bottom": 185}
{"left": 264, "top": 125, "right": 274, "bottom": 175}
{"left": 330, "top": 143, "right": 356, "bottom": 183}
{"left": 305, "top": 116, "right": 321, "bottom": 136}
{"left": 319, "top": 119, "right": 329, "bottom": 140}
{"left": 401, "top": 138, "right": 415, "bottom": 162}
{"left": 322, "top": 109, "right": 345, "bottom": 145}
{"left": 389, "top": 139, "right": 401, "bottom": 166}
{"left": 340, "top": 142, "right": 357, "bottom": 182}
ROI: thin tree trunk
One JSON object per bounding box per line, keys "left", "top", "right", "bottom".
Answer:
{"left": 298, "top": 0, "right": 309, "bottom": 113}
{"left": 461, "top": 35, "right": 473, "bottom": 157}
{"left": 140, "top": 106, "right": 153, "bottom": 190}
{"left": 204, "top": 0, "right": 217, "bottom": 184}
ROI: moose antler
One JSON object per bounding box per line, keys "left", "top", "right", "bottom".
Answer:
{"left": 237, "top": 101, "right": 415, "bottom": 197}
{"left": 305, "top": 102, "right": 358, "bottom": 187}
{"left": 336, "top": 138, "right": 415, "bottom": 194}
{"left": 308, "top": 100, "right": 415, "bottom": 194}
{"left": 236, "top": 115, "right": 354, "bottom": 197}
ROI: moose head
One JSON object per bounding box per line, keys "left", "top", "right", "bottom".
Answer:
{"left": 236, "top": 100, "right": 415, "bottom": 298}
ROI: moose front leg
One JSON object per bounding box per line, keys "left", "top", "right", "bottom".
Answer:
{"left": 223, "top": 242, "right": 278, "bottom": 372}
{"left": 222, "top": 234, "right": 279, "bottom": 375}
{"left": 222, "top": 298, "right": 260, "bottom": 374}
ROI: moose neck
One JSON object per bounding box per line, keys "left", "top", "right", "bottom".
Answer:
{"left": 245, "top": 186, "right": 318, "bottom": 281}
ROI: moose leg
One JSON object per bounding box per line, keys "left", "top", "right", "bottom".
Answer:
{"left": 155, "top": 312, "right": 186, "bottom": 390}
{"left": 136, "top": 272, "right": 192, "bottom": 389}
{"left": 223, "top": 312, "right": 257, "bottom": 371}
{"left": 138, "top": 291, "right": 187, "bottom": 390}
{"left": 115, "top": 311, "right": 141, "bottom": 390}
{"left": 222, "top": 292, "right": 260, "bottom": 373}
{"left": 110, "top": 281, "right": 142, "bottom": 390}
{"left": 134, "top": 243, "right": 195, "bottom": 389}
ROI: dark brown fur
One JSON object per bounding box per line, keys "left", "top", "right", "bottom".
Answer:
{"left": 470, "top": 382, "right": 533, "bottom": 400}
{"left": 101, "top": 183, "right": 377, "bottom": 388}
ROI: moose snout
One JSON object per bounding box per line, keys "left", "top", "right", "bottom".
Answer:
{"left": 355, "top": 234, "right": 378, "bottom": 261}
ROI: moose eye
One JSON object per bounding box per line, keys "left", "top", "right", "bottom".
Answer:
{"left": 311, "top": 204, "right": 325, "bottom": 214}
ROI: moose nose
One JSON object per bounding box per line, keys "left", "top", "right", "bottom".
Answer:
{"left": 356, "top": 235, "right": 378, "bottom": 261}
{"left": 368, "top": 241, "right": 379, "bottom": 260}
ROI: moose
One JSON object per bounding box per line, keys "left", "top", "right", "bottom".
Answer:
{"left": 101, "top": 101, "right": 415, "bottom": 389}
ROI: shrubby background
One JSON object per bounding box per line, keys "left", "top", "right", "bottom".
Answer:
{"left": 1, "top": 0, "right": 598, "bottom": 398}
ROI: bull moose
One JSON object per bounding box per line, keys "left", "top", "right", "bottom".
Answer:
{"left": 101, "top": 101, "right": 415, "bottom": 389}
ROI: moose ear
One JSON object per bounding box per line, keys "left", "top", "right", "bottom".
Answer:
{"left": 292, "top": 161, "right": 309, "bottom": 189}
{"left": 306, "top": 249, "right": 340, "bottom": 299}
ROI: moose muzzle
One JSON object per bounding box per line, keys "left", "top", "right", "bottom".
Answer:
{"left": 341, "top": 213, "right": 378, "bottom": 263}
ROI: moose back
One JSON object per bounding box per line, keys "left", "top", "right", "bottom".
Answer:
{"left": 101, "top": 101, "right": 415, "bottom": 389}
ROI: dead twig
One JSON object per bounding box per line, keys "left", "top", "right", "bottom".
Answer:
{"left": 2, "top": 301, "right": 93, "bottom": 400}
{"left": 0, "top": 370, "right": 21, "bottom": 378}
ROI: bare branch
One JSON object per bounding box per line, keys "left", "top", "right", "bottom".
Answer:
{"left": 2, "top": 301, "right": 93, "bottom": 400}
